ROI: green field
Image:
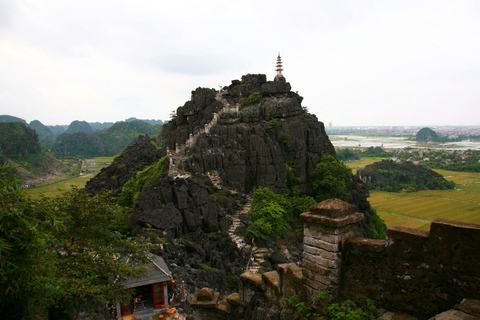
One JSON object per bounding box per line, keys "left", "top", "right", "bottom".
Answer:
{"left": 26, "top": 156, "right": 113, "bottom": 198}
{"left": 345, "top": 159, "right": 480, "bottom": 230}
{"left": 26, "top": 176, "right": 93, "bottom": 198}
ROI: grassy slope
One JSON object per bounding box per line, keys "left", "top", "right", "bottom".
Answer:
{"left": 346, "top": 159, "right": 480, "bottom": 230}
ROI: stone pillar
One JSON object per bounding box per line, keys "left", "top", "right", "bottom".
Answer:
{"left": 175, "top": 143, "right": 180, "bottom": 153}
{"left": 300, "top": 199, "right": 364, "bottom": 302}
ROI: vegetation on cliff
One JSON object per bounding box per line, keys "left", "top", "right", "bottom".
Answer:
{"left": 0, "top": 164, "right": 157, "bottom": 319}
{"left": 311, "top": 155, "right": 352, "bottom": 202}
{"left": 246, "top": 186, "right": 316, "bottom": 239}
{"left": 118, "top": 156, "right": 166, "bottom": 206}
{"left": 0, "top": 122, "right": 42, "bottom": 163}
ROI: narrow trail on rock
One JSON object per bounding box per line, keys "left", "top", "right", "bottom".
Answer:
{"left": 165, "top": 90, "right": 268, "bottom": 273}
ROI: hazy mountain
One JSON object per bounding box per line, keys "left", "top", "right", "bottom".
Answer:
{"left": 65, "top": 120, "right": 93, "bottom": 134}
{"left": 29, "top": 120, "right": 55, "bottom": 149}
{"left": 0, "top": 115, "right": 27, "bottom": 124}
{"left": 51, "top": 120, "right": 162, "bottom": 158}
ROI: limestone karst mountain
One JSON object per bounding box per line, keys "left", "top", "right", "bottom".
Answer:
{"left": 86, "top": 72, "right": 372, "bottom": 294}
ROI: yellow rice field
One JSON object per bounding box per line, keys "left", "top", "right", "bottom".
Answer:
{"left": 363, "top": 165, "right": 480, "bottom": 230}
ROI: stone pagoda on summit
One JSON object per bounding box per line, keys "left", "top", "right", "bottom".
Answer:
{"left": 274, "top": 53, "right": 286, "bottom": 83}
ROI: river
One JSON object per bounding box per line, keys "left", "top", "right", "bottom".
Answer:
{"left": 329, "top": 135, "right": 480, "bottom": 151}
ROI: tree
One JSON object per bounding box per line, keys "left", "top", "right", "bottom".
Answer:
{"left": 311, "top": 155, "right": 352, "bottom": 202}
{"left": 0, "top": 164, "right": 157, "bottom": 319}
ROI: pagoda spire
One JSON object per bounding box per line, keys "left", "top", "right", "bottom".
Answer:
{"left": 274, "top": 53, "right": 285, "bottom": 82}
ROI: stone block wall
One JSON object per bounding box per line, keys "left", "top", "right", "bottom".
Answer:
{"left": 340, "top": 219, "right": 480, "bottom": 318}
{"left": 300, "top": 199, "right": 364, "bottom": 302}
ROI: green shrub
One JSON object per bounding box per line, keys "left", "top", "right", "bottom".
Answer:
{"left": 278, "top": 131, "right": 292, "bottom": 147}
{"left": 239, "top": 91, "right": 262, "bottom": 107}
{"left": 246, "top": 186, "right": 315, "bottom": 239}
{"left": 266, "top": 118, "right": 280, "bottom": 135}
{"left": 283, "top": 292, "right": 378, "bottom": 320}
{"left": 311, "top": 155, "right": 352, "bottom": 202}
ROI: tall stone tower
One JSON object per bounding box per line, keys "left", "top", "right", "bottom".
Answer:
{"left": 274, "top": 53, "right": 286, "bottom": 83}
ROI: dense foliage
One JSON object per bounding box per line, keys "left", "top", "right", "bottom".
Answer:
{"left": 245, "top": 187, "right": 315, "bottom": 240}
{"left": 357, "top": 160, "right": 455, "bottom": 192}
{"left": 52, "top": 131, "right": 105, "bottom": 158}
{"left": 311, "top": 155, "right": 352, "bottom": 202}
{"left": 336, "top": 148, "right": 358, "bottom": 161}
{"left": 0, "top": 122, "right": 42, "bottom": 163}
{"left": 361, "top": 146, "right": 391, "bottom": 158}
{"left": 0, "top": 165, "right": 157, "bottom": 319}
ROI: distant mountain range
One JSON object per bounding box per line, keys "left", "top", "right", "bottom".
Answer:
{"left": 0, "top": 115, "right": 165, "bottom": 150}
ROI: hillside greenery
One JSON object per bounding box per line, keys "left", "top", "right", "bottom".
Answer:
{"left": 0, "top": 122, "right": 43, "bottom": 164}
{"left": 52, "top": 131, "right": 105, "bottom": 158}
{"left": 51, "top": 120, "right": 162, "bottom": 158}
{"left": 0, "top": 164, "right": 159, "bottom": 319}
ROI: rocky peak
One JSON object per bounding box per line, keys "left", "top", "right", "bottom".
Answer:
{"left": 162, "top": 73, "right": 334, "bottom": 195}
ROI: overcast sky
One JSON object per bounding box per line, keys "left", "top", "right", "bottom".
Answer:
{"left": 1, "top": 1, "right": 479, "bottom": 127}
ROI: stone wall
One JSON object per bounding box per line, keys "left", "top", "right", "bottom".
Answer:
{"left": 188, "top": 198, "right": 480, "bottom": 319}
{"left": 300, "top": 199, "right": 363, "bottom": 302}
{"left": 340, "top": 219, "right": 480, "bottom": 318}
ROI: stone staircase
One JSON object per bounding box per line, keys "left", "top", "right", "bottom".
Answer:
{"left": 165, "top": 90, "right": 269, "bottom": 274}
{"left": 224, "top": 196, "right": 269, "bottom": 273}
{"left": 246, "top": 247, "right": 269, "bottom": 273}
{"left": 227, "top": 196, "right": 252, "bottom": 251}
{"left": 166, "top": 90, "right": 239, "bottom": 177}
